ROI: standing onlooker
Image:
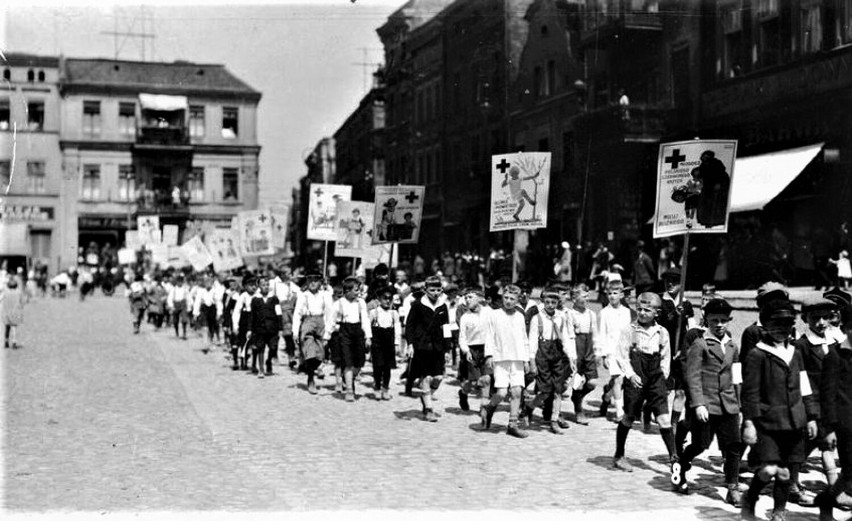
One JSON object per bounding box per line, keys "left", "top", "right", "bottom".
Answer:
{"left": 829, "top": 250, "right": 851, "bottom": 290}
{"left": 2, "top": 278, "right": 25, "bottom": 349}
{"left": 633, "top": 240, "right": 656, "bottom": 294}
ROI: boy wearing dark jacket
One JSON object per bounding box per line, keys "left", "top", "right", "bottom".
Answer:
{"left": 405, "top": 276, "right": 449, "bottom": 422}
{"left": 247, "top": 277, "right": 282, "bottom": 379}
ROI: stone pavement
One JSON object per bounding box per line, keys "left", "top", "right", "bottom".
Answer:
{"left": 2, "top": 295, "right": 848, "bottom": 521}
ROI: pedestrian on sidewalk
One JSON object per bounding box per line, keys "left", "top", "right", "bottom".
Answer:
{"left": 326, "top": 277, "right": 371, "bottom": 401}
{"left": 369, "top": 286, "right": 400, "bottom": 401}
{"left": 405, "top": 276, "right": 449, "bottom": 421}
{"left": 2, "top": 278, "right": 24, "bottom": 349}
{"left": 247, "top": 276, "right": 282, "bottom": 379}
{"left": 674, "top": 298, "right": 743, "bottom": 506}
{"left": 520, "top": 287, "right": 576, "bottom": 434}
{"left": 612, "top": 293, "right": 678, "bottom": 474}
{"left": 294, "top": 271, "right": 333, "bottom": 394}
{"left": 740, "top": 299, "right": 818, "bottom": 521}
{"left": 480, "top": 284, "right": 532, "bottom": 438}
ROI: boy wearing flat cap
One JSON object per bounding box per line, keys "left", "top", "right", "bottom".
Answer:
{"left": 674, "top": 298, "right": 743, "bottom": 506}
{"left": 788, "top": 297, "right": 841, "bottom": 504}
{"left": 740, "top": 282, "right": 789, "bottom": 363}
{"left": 741, "top": 299, "right": 818, "bottom": 521}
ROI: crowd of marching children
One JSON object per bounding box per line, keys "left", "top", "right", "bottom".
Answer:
{"left": 115, "top": 259, "right": 852, "bottom": 521}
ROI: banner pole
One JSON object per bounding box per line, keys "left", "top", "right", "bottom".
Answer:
{"left": 323, "top": 240, "right": 329, "bottom": 281}
{"left": 673, "top": 223, "right": 691, "bottom": 351}
{"left": 352, "top": 256, "right": 358, "bottom": 276}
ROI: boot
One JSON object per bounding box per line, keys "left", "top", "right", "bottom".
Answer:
{"left": 458, "top": 389, "right": 470, "bottom": 411}
{"left": 506, "top": 422, "right": 529, "bottom": 439}
{"left": 725, "top": 484, "right": 743, "bottom": 507}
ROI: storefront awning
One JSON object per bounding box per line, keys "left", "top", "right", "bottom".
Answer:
{"left": 138, "top": 93, "right": 188, "bottom": 112}
{"left": 730, "top": 143, "right": 824, "bottom": 213}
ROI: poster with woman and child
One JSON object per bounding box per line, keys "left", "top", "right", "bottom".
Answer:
{"left": 306, "top": 183, "right": 352, "bottom": 242}
{"left": 335, "top": 200, "right": 383, "bottom": 258}
{"left": 372, "top": 185, "right": 425, "bottom": 245}
{"left": 237, "top": 209, "right": 275, "bottom": 257}
{"left": 654, "top": 139, "right": 737, "bottom": 238}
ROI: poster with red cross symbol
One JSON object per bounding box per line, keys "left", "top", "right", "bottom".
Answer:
{"left": 654, "top": 140, "right": 737, "bottom": 238}
{"left": 489, "top": 152, "right": 551, "bottom": 232}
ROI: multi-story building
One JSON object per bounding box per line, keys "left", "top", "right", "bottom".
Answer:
{"left": 59, "top": 57, "right": 261, "bottom": 261}
{"left": 0, "top": 53, "right": 68, "bottom": 271}
{"left": 332, "top": 74, "right": 385, "bottom": 202}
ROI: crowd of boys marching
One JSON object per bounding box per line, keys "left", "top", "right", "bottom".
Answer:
{"left": 121, "top": 261, "right": 852, "bottom": 521}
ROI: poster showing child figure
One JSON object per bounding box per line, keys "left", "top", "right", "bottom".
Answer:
{"left": 489, "top": 152, "right": 551, "bottom": 232}
{"left": 654, "top": 140, "right": 737, "bottom": 238}
{"left": 335, "top": 201, "right": 385, "bottom": 258}
{"left": 137, "top": 215, "right": 160, "bottom": 246}
{"left": 372, "top": 185, "right": 425, "bottom": 245}
{"left": 237, "top": 209, "right": 275, "bottom": 257}
{"left": 206, "top": 228, "right": 244, "bottom": 272}
{"left": 306, "top": 183, "right": 352, "bottom": 241}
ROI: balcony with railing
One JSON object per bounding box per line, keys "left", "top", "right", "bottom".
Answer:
{"left": 135, "top": 187, "right": 191, "bottom": 216}
{"left": 580, "top": 0, "right": 663, "bottom": 48}
{"left": 574, "top": 104, "right": 672, "bottom": 143}
{"left": 135, "top": 93, "right": 190, "bottom": 147}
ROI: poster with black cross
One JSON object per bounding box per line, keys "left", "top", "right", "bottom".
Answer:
{"left": 654, "top": 139, "right": 737, "bottom": 238}
{"left": 237, "top": 209, "right": 275, "bottom": 257}
{"left": 372, "top": 185, "right": 425, "bottom": 245}
{"left": 489, "top": 152, "right": 551, "bottom": 232}
{"left": 306, "top": 183, "right": 352, "bottom": 242}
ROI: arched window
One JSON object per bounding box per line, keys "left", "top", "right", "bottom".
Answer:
{"left": 3, "top": 69, "right": 10, "bottom": 81}
{"left": 27, "top": 69, "right": 34, "bottom": 82}
{"left": 38, "top": 70, "right": 45, "bottom": 82}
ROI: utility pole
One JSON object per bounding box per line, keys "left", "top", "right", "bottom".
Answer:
{"left": 351, "top": 47, "right": 382, "bottom": 95}
{"left": 101, "top": 6, "right": 156, "bottom": 61}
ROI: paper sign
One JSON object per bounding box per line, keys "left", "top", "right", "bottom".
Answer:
{"left": 731, "top": 362, "right": 742, "bottom": 385}
{"left": 237, "top": 209, "right": 275, "bottom": 257}
{"left": 335, "top": 200, "right": 386, "bottom": 259}
{"left": 307, "top": 184, "right": 352, "bottom": 241}
{"left": 372, "top": 185, "right": 425, "bottom": 244}
{"left": 137, "top": 215, "right": 160, "bottom": 245}
{"left": 442, "top": 324, "right": 453, "bottom": 339}
{"left": 125, "top": 230, "right": 141, "bottom": 251}
{"left": 162, "top": 225, "right": 179, "bottom": 246}
{"left": 800, "top": 370, "right": 813, "bottom": 396}
{"left": 270, "top": 206, "right": 288, "bottom": 250}
{"left": 206, "top": 228, "right": 244, "bottom": 272}
{"left": 166, "top": 246, "right": 189, "bottom": 268}
{"left": 149, "top": 244, "right": 168, "bottom": 266}
{"left": 180, "top": 235, "right": 213, "bottom": 271}
{"left": 117, "top": 248, "right": 136, "bottom": 265}
{"left": 653, "top": 140, "right": 737, "bottom": 238}
{"left": 490, "top": 152, "right": 551, "bottom": 232}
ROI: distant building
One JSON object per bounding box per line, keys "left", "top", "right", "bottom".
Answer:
{"left": 0, "top": 54, "right": 66, "bottom": 271}
{"left": 293, "top": 137, "right": 336, "bottom": 266}
{"left": 59, "top": 57, "right": 262, "bottom": 266}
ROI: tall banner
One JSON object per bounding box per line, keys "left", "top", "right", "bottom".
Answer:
{"left": 372, "top": 185, "right": 425, "bottom": 245}
{"left": 270, "top": 206, "right": 288, "bottom": 250}
{"left": 162, "top": 225, "right": 179, "bottom": 247}
{"left": 335, "top": 201, "right": 384, "bottom": 259}
{"left": 137, "top": 215, "right": 160, "bottom": 245}
{"left": 237, "top": 209, "right": 275, "bottom": 257}
{"left": 306, "top": 183, "right": 352, "bottom": 241}
{"left": 653, "top": 139, "right": 737, "bottom": 238}
{"left": 180, "top": 235, "right": 213, "bottom": 271}
{"left": 489, "top": 152, "right": 551, "bottom": 232}
{"left": 206, "top": 228, "right": 244, "bottom": 272}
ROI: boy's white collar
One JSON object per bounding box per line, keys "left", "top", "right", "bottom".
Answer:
{"left": 756, "top": 341, "right": 795, "bottom": 365}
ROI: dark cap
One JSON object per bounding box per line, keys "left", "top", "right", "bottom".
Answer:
{"left": 756, "top": 282, "right": 788, "bottom": 308}
{"left": 759, "top": 299, "right": 797, "bottom": 324}
{"left": 662, "top": 267, "right": 682, "bottom": 280}
{"left": 517, "top": 280, "right": 533, "bottom": 292}
{"left": 824, "top": 287, "right": 852, "bottom": 307}
{"left": 703, "top": 298, "right": 733, "bottom": 316}
{"left": 801, "top": 296, "right": 836, "bottom": 315}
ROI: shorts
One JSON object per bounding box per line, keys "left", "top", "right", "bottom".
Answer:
{"left": 575, "top": 333, "right": 598, "bottom": 380}
{"left": 493, "top": 360, "right": 526, "bottom": 389}
{"left": 466, "top": 345, "right": 492, "bottom": 381}
{"left": 667, "top": 358, "right": 685, "bottom": 391}
{"left": 623, "top": 373, "right": 669, "bottom": 419}
{"left": 753, "top": 428, "right": 806, "bottom": 465}
{"left": 409, "top": 349, "right": 445, "bottom": 380}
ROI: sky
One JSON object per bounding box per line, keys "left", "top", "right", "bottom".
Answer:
{"left": 0, "top": 0, "right": 403, "bottom": 209}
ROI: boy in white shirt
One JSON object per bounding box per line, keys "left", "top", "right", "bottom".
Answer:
{"left": 569, "top": 284, "right": 598, "bottom": 425}
{"left": 457, "top": 288, "right": 491, "bottom": 413}
{"left": 598, "top": 281, "right": 633, "bottom": 422}
{"left": 480, "top": 284, "right": 533, "bottom": 438}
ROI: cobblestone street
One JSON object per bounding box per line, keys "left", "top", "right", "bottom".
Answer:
{"left": 2, "top": 295, "right": 846, "bottom": 520}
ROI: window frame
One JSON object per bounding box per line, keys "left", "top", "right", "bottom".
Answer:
{"left": 26, "top": 161, "right": 46, "bottom": 194}
{"left": 222, "top": 167, "right": 239, "bottom": 201}
{"left": 118, "top": 102, "right": 136, "bottom": 137}
{"left": 188, "top": 166, "right": 205, "bottom": 202}
{"left": 81, "top": 164, "right": 101, "bottom": 200}
{"left": 27, "top": 100, "right": 45, "bottom": 131}
{"left": 221, "top": 107, "right": 239, "bottom": 138}
{"left": 0, "top": 99, "right": 10, "bottom": 131}
{"left": 82, "top": 100, "right": 102, "bottom": 138}
{"left": 118, "top": 164, "right": 135, "bottom": 201}
{"left": 189, "top": 105, "right": 206, "bottom": 138}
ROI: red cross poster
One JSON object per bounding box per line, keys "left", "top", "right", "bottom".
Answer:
{"left": 335, "top": 200, "right": 385, "bottom": 259}
{"left": 269, "top": 205, "right": 288, "bottom": 250}
{"left": 489, "top": 152, "right": 551, "bottom": 232}
{"left": 237, "top": 209, "right": 275, "bottom": 257}
{"left": 654, "top": 140, "right": 737, "bottom": 238}
{"left": 306, "top": 184, "right": 352, "bottom": 242}
{"left": 206, "top": 228, "right": 244, "bottom": 272}
{"left": 372, "top": 185, "right": 425, "bottom": 245}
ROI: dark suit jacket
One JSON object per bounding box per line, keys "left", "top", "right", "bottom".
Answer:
{"left": 685, "top": 331, "right": 740, "bottom": 415}
{"left": 742, "top": 343, "right": 818, "bottom": 431}
{"left": 795, "top": 333, "right": 839, "bottom": 432}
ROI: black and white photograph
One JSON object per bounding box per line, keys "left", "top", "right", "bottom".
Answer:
{"left": 2, "top": 0, "right": 852, "bottom": 520}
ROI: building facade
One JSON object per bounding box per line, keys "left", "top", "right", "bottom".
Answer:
{"left": 59, "top": 58, "right": 262, "bottom": 267}
{"left": 0, "top": 54, "right": 68, "bottom": 271}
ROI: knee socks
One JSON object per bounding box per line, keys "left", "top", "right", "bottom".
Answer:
{"left": 773, "top": 477, "right": 791, "bottom": 513}
{"left": 615, "top": 422, "right": 630, "bottom": 458}
{"left": 660, "top": 427, "right": 676, "bottom": 460}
